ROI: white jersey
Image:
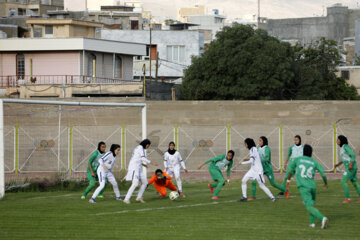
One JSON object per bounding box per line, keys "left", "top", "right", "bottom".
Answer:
{"left": 98, "top": 151, "right": 117, "bottom": 171}
{"left": 164, "top": 151, "right": 186, "bottom": 170}
{"left": 127, "top": 145, "right": 151, "bottom": 174}
{"left": 242, "top": 147, "right": 263, "bottom": 173}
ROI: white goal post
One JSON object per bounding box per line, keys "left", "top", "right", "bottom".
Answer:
{"left": 0, "top": 99, "right": 147, "bottom": 199}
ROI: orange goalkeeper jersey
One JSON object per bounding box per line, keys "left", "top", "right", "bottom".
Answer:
{"left": 148, "top": 172, "right": 172, "bottom": 186}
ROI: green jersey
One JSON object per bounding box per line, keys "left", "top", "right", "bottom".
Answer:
{"left": 287, "top": 144, "right": 303, "bottom": 160}
{"left": 206, "top": 154, "right": 233, "bottom": 177}
{"left": 88, "top": 150, "right": 104, "bottom": 173}
{"left": 340, "top": 144, "right": 357, "bottom": 170}
{"left": 288, "top": 155, "right": 327, "bottom": 189}
{"left": 257, "top": 145, "right": 271, "bottom": 166}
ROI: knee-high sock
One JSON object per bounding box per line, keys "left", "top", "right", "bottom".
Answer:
{"left": 341, "top": 178, "right": 350, "bottom": 199}
{"left": 91, "top": 181, "right": 105, "bottom": 199}
{"left": 251, "top": 180, "right": 257, "bottom": 198}
{"left": 351, "top": 181, "right": 360, "bottom": 196}
{"left": 242, "top": 180, "right": 248, "bottom": 198}
{"left": 137, "top": 182, "right": 147, "bottom": 199}
{"left": 306, "top": 205, "right": 324, "bottom": 222}
{"left": 258, "top": 181, "right": 274, "bottom": 199}
{"left": 107, "top": 174, "right": 120, "bottom": 198}
{"left": 176, "top": 177, "right": 182, "bottom": 193}
{"left": 82, "top": 179, "right": 96, "bottom": 197}
{"left": 214, "top": 179, "right": 225, "bottom": 197}
{"left": 125, "top": 178, "right": 139, "bottom": 201}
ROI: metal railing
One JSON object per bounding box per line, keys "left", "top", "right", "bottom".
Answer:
{"left": 0, "top": 75, "right": 142, "bottom": 88}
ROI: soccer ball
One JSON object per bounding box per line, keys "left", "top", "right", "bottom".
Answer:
{"left": 169, "top": 191, "right": 179, "bottom": 200}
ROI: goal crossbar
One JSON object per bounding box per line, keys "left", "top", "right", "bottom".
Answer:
{"left": 0, "top": 99, "right": 147, "bottom": 199}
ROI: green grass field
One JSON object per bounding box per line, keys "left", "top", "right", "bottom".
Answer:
{"left": 0, "top": 180, "right": 359, "bottom": 240}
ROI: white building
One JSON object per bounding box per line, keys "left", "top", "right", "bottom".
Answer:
{"left": 97, "top": 29, "right": 204, "bottom": 79}
{"left": 188, "top": 14, "right": 226, "bottom": 41}
{"left": 64, "top": 0, "right": 121, "bottom": 11}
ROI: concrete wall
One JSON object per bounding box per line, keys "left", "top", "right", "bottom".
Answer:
{"left": 19, "top": 83, "right": 143, "bottom": 98}
{"left": 3, "top": 100, "right": 360, "bottom": 174}
{"left": 25, "top": 52, "right": 80, "bottom": 76}
{"left": 267, "top": 5, "right": 350, "bottom": 45}
{"left": 97, "top": 29, "right": 204, "bottom": 78}
{"left": 0, "top": 53, "right": 16, "bottom": 76}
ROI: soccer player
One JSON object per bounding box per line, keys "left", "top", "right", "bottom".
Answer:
{"left": 164, "top": 141, "right": 188, "bottom": 197}
{"left": 148, "top": 169, "right": 179, "bottom": 198}
{"left": 249, "top": 136, "right": 286, "bottom": 200}
{"left": 197, "top": 150, "right": 234, "bottom": 200}
{"left": 238, "top": 138, "right": 275, "bottom": 202}
{"left": 89, "top": 144, "right": 122, "bottom": 203}
{"left": 286, "top": 144, "right": 328, "bottom": 229}
{"left": 282, "top": 135, "right": 303, "bottom": 198}
{"left": 124, "top": 139, "right": 158, "bottom": 204}
{"left": 334, "top": 135, "right": 360, "bottom": 203}
{"left": 81, "top": 141, "right": 107, "bottom": 199}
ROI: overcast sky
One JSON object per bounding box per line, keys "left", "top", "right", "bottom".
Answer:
{"left": 141, "top": 0, "right": 359, "bottom": 20}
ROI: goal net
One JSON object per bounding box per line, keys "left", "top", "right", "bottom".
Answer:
{"left": 0, "top": 99, "right": 146, "bottom": 199}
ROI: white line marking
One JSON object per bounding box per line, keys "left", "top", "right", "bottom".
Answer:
{"left": 29, "top": 193, "right": 77, "bottom": 200}
{"left": 92, "top": 200, "right": 235, "bottom": 216}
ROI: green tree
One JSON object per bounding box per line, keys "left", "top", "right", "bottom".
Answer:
{"left": 181, "top": 24, "right": 359, "bottom": 100}
{"left": 181, "top": 23, "right": 294, "bottom": 100}
{"left": 288, "top": 38, "right": 358, "bottom": 100}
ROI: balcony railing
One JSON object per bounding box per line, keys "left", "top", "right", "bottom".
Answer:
{"left": 0, "top": 75, "right": 142, "bottom": 88}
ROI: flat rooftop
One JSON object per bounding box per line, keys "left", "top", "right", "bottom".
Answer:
{"left": 0, "top": 37, "right": 146, "bottom": 56}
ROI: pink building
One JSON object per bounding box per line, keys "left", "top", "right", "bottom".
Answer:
{"left": 0, "top": 37, "right": 146, "bottom": 87}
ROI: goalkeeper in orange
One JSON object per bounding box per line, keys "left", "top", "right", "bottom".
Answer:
{"left": 148, "top": 169, "right": 179, "bottom": 198}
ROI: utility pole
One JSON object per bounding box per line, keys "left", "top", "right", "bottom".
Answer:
{"left": 257, "top": 0, "right": 260, "bottom": 25}
{"left": 149, "top": 14, "right": 152, "bottom": 99}
{"left": 155, "top": 52, "right": 159, "bottom": 82}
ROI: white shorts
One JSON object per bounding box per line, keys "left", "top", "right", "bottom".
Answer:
{"left": 242, "top": 170, "right": 266, "bottom": 184}
{"left": 167, "top": 165, "right": 181, "bottom": 178}
{"left": 125, "top": 167, "right": 147, "bottom": 183}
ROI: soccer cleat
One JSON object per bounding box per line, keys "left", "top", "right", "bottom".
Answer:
{"left": 98, "top": 195, "right": 104, "bottom": 199}
{"left": 89, "top": 198, "right": 96, "bottom": 203}
{"left": 116, "top": 197, "right": 123, "bottom": 201}
{"left": 179, "top": 192, "right": 186, "bottom": 198}
{"left": 136, "top": 198, "right": 145, "bottom": 203}
{"left": 81, "top": 196, "right": 85, "bottom": 200}
{"left": 248, "top": 197, "right": 256, "bottom": 200}
{"left": 358, "top": 200, "right": 360, "bottom": 203}
{"left": 342, "top": 198, "right": 351, "bottom": 203}
{"left": 309, "top": 224, "right": 316, "bottom": 228}
{"left": 321, "top": 217, "right": 328, "bottom": 229}
{"left": 211, "top": 196, "right": 218, "bottom": 200}
{"left": 208, "top": 184, "right": 214, "bottom": 194}
{"left": 237, "top": 197, "right": 247, "bottom": 202}
{"left": 270, "top": 198, "right": 276, "bottom": 202}
{"left": 285, "top": 191, "right": 290, "bottom": 199}
{"left": 123, "top": 200, "right": 130, "bottom": 204}
{"left": 277, "top": 192, "right": 284, "bottom": 196}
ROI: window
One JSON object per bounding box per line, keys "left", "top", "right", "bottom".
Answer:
{"left": 45, "top": 25, "right": 53, "bottom": 37}
{"left": 166, "top": 45, "right": 185, "bottom": 62}
{"left": 214, "top": 17, "right": 223, "bottom": 24}
{"left": 18, "top": 8, "right": 26, "bottom": 16}
{"left": 34, "top": 28, "right": 42, "bottom": 38}
{"left": 16, "top": 53, "right": 25, "bottom": 80}
{"left": 131, "top": 20, "right": 139, "bottom": 30}
{"left": 341, "top": 70, "right": 350, "bottom": 80}
{"left": 115, "top": 56, "right": 123, "bottom": 79}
